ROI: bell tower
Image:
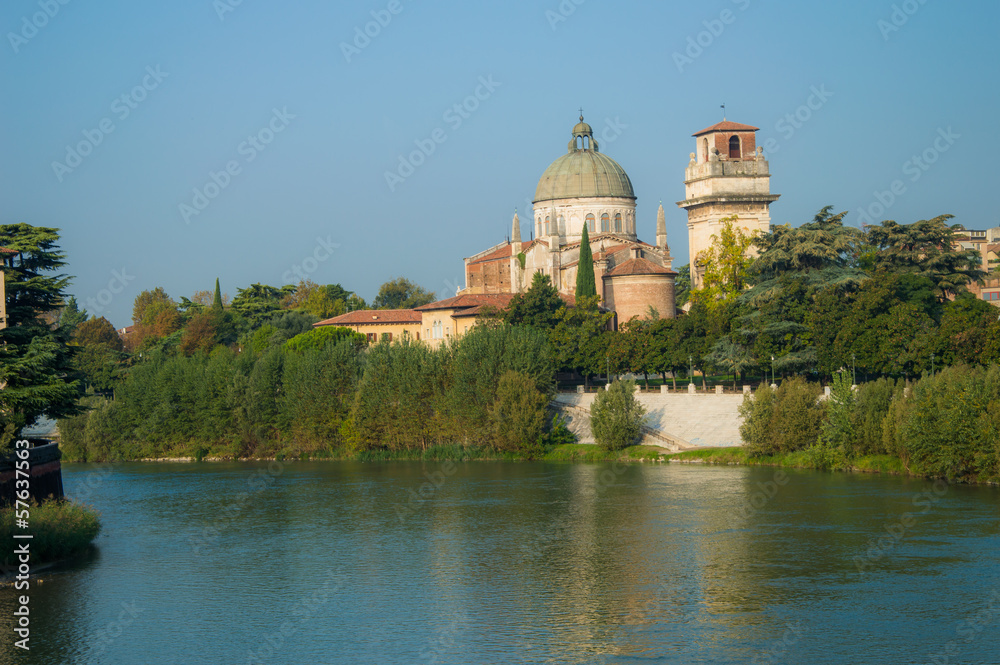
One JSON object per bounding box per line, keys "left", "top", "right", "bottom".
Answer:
{"left": 677, "top": 120, "right": 779, "bottom": 289}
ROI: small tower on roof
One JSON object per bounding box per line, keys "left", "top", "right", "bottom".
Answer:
{"left": 656, "top": 201, "right": 668, "bottom": 250}
{"left": 678, "top": 119, "right": 780, "bottom": 290}
{"left": 511, "top": 209, "right": 521, "bottom": 245}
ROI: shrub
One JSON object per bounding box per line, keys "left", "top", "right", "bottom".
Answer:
{"left": 739, "top": 383, "right": 776, "bottom": 457}
{"left": 488, "top": 371, "right": 548, "bottom": 455}
{"left": 590, "top": 379, "right": 646, "bottom": 451}
{"left": 770, "top": 377, "right": 826, "bottom": 453}
{"left": 1, "top": 500, "right": 101, "bottom": 565}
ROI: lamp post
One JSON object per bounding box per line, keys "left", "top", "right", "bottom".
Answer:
{"left": 688, "top": 355, "right": 693, "bottom": 388}
{"left": 771, "top": 355, "right": 775, "bottom": 386}
{"left": 852, "top": 353, "right": 856, "bottom": 386}
{"left": 606, "top": 355, "right": 610, "bottom": 384}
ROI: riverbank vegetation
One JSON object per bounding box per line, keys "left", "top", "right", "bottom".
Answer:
{"left": 1, "top": 500, "right": 101, "bottom": 567}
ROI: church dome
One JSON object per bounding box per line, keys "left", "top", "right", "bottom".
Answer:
{"left": 534, "top": 115, "right": 635, "bottom": 204}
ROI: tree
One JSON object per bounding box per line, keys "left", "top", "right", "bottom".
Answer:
{"left": 283, "top": 326, "right": 367, "bottom": 353}
{"left": 748, "top": 206, "right": 865, "bottom": 304}
{"left": 73, "top": 316, "right": 123, "bottom": 351}
{"left": 576, "top": 224, "right": 596, "bottom": 297}
{"left": 213, "top": 277, "right": 224, "bottom": 311}
{"left": 548, "top": 296, "right": 614, "bottom": 388}
{"left": 590, "top": 379, "right": 647, "bottom": 450}
{"left": 674, "top": 264, "right": 691, "bottom": 306}
{"left": 693, "top": 215, "right": 758, "bottom": 308}
{"left": 866, "top": 216, "right": 985, "bottom": 300}
{"left": 180, "top": 311, "right": 218, "bottom": 356}
{"left": 372, "top": 277, "right": 435, "bottom": 309}
{"left": 488, "top": 371, "right": 548, "bottom": 455}
{"left": 231, "top": 283, "right": 294, "bottom": 328}
{"left": 0, "top": 224, "right": 81, "bottom": 449}
{"left": 59, "top": 296, "right": 87, "bottom": 333}
{"left": 503, "top": 272, "right": 564, "bottom": 330}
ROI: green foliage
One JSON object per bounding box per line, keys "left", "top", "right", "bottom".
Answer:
{"left": 549, "top": 295, "right": 614, "bottom": 381}
{"left": 283, "top": 326, "right": 366, "bottom": 353}
{"left": 739, "top": 384, "right": 776, "bottom": 457}
{"left": 488, "top": 370, "right": 548, "bottom": 456}
{"left": 282, "top": 341, "right": 362, "bottom": 451}
{"left": 59, "top": 296, "right": 87, "bottom": 333}
{"left": 503, "top": 272, "right": 564, "bottom": 330}
{"left": 575, "top": 224, "right": 596, "bottom": 298}
{"left": 231, "top": 283, "right": 295, "bottom": 328}
{"left": 372, "top": 277, "right": 435, "bottom": 309}
{"left": 1, "top": 500, "right": 100, "bottom": 565}
{"left": 693, "top": 215, "right": 758, "bottom": 308}
{"left": 213, "top": 278, "right": 224, "bottom": 311}
{"left": 0, "top": 224, "right": 81, "bottom": 446}
{"left": 741, "top": 378, "right": 825, "bottom": 456}
{"left": 866, "top": 216, "right": 985, "bottom": 300}
{"left": 674, "top": 264, "right": 691, "bottom": 306}
{"left": 817, "top": 372, "right": 854, "bottom": 458}
{"left": 590, "top": 379, "right": 646, "bottom": 450}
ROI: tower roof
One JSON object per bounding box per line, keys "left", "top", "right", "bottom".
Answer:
{"left": 692, "top": 120, "right": 759, "bottom": 137}
{"left": 534, "top": 114, "right": 635, "bottom": 203}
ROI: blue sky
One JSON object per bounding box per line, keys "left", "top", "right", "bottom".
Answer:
{"left": 2, "top": 0, "right": 996, "bottom": 327}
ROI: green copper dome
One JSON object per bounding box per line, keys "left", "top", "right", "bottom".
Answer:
{"left": 534, "top": 115, "right": 635, "bottom": 203}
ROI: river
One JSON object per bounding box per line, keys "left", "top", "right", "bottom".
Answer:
{"left": 2, "top": 461, "right": 999, "bottom": 664}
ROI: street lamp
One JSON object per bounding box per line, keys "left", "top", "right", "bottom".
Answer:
{"left": 771, "top": 355, "right": 775, "bottom": 386}
{"left": 606, "top": 355, "right": 610, "bottom": 383}
{"left": 688, "top": 354, "right": 693, "bottom": 388}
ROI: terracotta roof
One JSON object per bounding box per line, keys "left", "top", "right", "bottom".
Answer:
{"left": 693, "top": 120, "right": 759, "bottom": 136}
{"left": 467, "top": 244, "right": 513, "bottom": 264}
{"left": 314, "top": 309, "right": 421, "bottom": 326}
{"left": 0, "top": 247, "right": 16, "bottom": 254}
{"left": 414, "top": 294, "right": 515, "bottom": 312}
{"left": 603, "top": 257, "right": 677, "bottom": 277}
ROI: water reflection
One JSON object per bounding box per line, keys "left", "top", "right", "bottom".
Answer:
{"left": 0, "top": 462, "right": 997, "bottom": 664}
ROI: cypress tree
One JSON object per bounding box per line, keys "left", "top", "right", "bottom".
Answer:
{"left": 213, "top": 278, "right": 224, "bottom": 311}
{"left": 576, "top": 224, "right": 597, "bottom": 297}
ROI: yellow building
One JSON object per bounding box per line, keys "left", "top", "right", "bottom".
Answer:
{"left": 0, "top": 247, "right": 15, "bottom": 330}
{"left": 313, "top": 309, "right": 422, "bottom": 343}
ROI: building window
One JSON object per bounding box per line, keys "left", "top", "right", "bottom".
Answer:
{"left": 366, "top": 333, "right": 376, "bottom": 342}
{"left": 558, "top": 215, "right": 566, "bottom": 236}
{"left": 586, "top": 213, "right": 595, "bottom": 233}
{"left": 601, "top": 213, "right": 610, "bottom": 232}
{"left": 615, "top": 213, "right": 622, "bottom": 232}
{"left": 729, "top": 135, "right": 740, "bottom": 159}
{"left": 545, "top": 216, "right": 550, "bottom": 236}
{"left": 381, "top": 332, "right": 392, "bottom": 342}
{"left": 432, "top": 321, "right": 443, "bottom": 339}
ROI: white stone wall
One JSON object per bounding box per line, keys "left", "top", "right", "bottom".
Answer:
{"left": 533, "top": 196, "right": 637, "bottom": 244}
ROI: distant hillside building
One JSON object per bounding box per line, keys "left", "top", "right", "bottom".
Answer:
{"left": 461, "top": 115, "right": 677, "bottom": 325}
{"left": 678, "top": 120, "right": 780, "bottom": 290}
{"left": 0, "top": 247, "right": 16, "bottom": 330}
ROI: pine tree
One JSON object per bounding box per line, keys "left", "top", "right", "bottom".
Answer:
{"left": 576, "top": 224, "right": 596, "bottom": 298}
{"left": 213, "top": 278, "right": 224, "bottom": 311}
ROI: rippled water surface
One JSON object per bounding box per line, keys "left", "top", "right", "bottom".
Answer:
{"left": 2, "top": 461, "right": 999, "bottom": 664}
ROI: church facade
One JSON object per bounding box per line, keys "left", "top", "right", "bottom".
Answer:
{"left": 462, "top": 116, "right": 678, "bottom": 325}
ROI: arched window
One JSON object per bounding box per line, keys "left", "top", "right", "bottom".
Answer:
{"left": 544, "top": 216, "right": 550, "bottom": 236}
{"left": 702, "top": 137, "right": 709, "bottom": 162}
{"left": 558, "top": 215, "right": 566, "bottom": 236}
{"left": 586, "top": 213, "right": 595, "bottom": 233}
{"left": 614, "top": 213, "right": 622, "bottom": 233}
{"left": 537, "top": 219, "right": 542, "bottom": 238}
{"left": 729, "top": 135, "right": 740, "bottom": 159}
{"left": 601, "top": 213, "right": 610, "bottom": 233}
